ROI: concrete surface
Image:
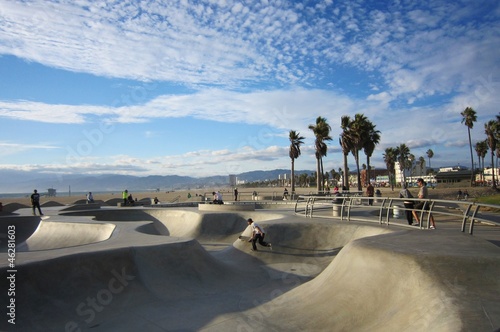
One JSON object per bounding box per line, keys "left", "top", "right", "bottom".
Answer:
{"left": 0, "top": 204, "right": 499, "bottom": 331}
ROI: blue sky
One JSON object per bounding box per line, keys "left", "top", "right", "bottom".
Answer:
{"left": 0, "top": 0, "right": 499, "bottom": 181}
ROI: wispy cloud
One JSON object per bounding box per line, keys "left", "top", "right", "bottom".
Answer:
{"left": 0, "top": 0, "right": 498, "bottom": 178}
{"left": 0, "top": 0, "right": 497, "bottom": 101}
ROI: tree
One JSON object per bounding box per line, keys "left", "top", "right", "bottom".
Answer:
{"left": 461, "top": 107, "right": 477, "bottom": 186}
{"left": 407, "top": 153, "right": 415, "bottom": 184}
{"left": 426, "top": 149, "right": 434, "bottom": 171}
{"left": 475, "top": 140, "right": 488, "bottom": 183}
{"left": 339, "top": 116, "right": 352, "bottom": 190}
{"left": 363, "top": 121, "right": 381, "bottom": 186}
{"left": 340, "top": 113, "right": 374, "bottom": 191}
{"left": 418, "top": 156, "right": 426, "bottom": 175}
{"left": 309, "top": 117, "right": 332, "bottom": 193}
{"left": 396, "top": 144, "right": 410, "bottom": 186}
{"left": 288, "top": 130, "right": 305, "bottom": 194}
{"left": 349, "top": 114, "right": 370, "bottom": 191}
{"left": 485, "top": 120, "right": 498, "bottom": 189}
{"left": 383, "top": 147, "right": 397, "bottom": 190}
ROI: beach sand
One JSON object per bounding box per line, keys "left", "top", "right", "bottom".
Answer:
{"left": 0, "top": 185, "right": 496, "bottom": 214}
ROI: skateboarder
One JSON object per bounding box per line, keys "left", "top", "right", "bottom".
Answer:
{"left": 246, "top": 218, "right": 272, "bottom": 251}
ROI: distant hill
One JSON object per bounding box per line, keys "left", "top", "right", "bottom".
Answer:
{"left": 0, "top": 169, "right": 313, "bottom": 194}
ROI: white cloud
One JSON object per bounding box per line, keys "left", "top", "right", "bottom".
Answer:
{"left": 0, "top": 0, "right": 499, "bottom": 177}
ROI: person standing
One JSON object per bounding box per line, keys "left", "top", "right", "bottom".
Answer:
{"left": 283, "top": 188, "right": 289, "bottom": 200}
{"left": 122, "top": 190, "right": 128, "bottom": 206}
{"left": 366, "top": 183, "right": 375, "bottom": 206}
{"left": 247, "top": 218, "right": 272, "bottom": 251}
{"left": 412, "top": 178, "right": 436, "bottom": 229}
{"left": 31, "top": 189, "right": 43, "bottom": 216}
{"left": 399, "top": 185, "right": 414, "bottom": 225}
{"left": 234, "top": 188, "right": 238, "bottom": 201}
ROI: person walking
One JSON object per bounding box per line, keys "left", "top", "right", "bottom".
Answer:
{"left": 246, "top": 218, "right": 272, "bottom": 251}
{"left": 412, "top": 178, "right": 436, "bottom": 229}
{"left": 31, "top": 189, "right": 43, "bottom": 216}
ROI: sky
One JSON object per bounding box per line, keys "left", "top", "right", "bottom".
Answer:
{"left": 0, "top": 0, "right": 499, "bottom": 182}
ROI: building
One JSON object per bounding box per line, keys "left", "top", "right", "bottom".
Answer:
{"left": 229, "top": 174, "right": 237, "bottom": 187}
{"left": 435, "top": 165, "right": 474, "bottom": 184}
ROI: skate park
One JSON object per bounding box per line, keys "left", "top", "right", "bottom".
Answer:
{"left": 1, "top": 195, "right": 499, "bottom": 331}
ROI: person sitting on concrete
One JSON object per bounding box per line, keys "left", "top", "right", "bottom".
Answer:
{"left": 86, "top": 192, "right": 94, "bottom": 204}
{"left": 247, "top": 218, "right": 272, "bottom": 251}
{"left": 127, "top": 194, "right": 135, "bottom": 206}
{"left": 212, "top": 191, "right": 223, "bottom": 204}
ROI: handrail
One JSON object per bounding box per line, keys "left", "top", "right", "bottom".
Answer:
{"left": 294, "top": 195, "right": 500, "bottom": 234}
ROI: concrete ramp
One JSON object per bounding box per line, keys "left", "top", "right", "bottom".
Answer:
{"left": 1, "top": 208, "right": 499, "bottom": 331}
{"left": 17, "top": 221, "right": 116, "bottom": 251}
{"left": 225, "top": 231, "right": 500, "bottom": 332}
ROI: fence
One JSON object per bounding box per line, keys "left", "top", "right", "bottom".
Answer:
{"left": 294, "top": 194, "right": 500, "bottom": 235}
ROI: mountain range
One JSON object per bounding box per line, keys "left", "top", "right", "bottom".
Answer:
{"left": 0, "top": 169, "right": 313, "bottom": 194}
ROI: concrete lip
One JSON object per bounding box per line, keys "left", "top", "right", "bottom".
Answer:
{"left": 0, "top": 206, "right": 499, "bottom": 331}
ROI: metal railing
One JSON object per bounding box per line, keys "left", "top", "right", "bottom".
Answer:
{"left": 294, "top": 194, "right": 500, "bottom": 234}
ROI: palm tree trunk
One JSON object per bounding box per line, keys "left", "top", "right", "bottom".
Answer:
{"left": 366, "top": 156, "right": 371, "bottom": 186}
{"left": 316, "top": 156, "right": 321, "bottom": 194}
{"left": 491, "top": 152, "right": 497, "bottom": 189}
{"left": 355, "top": 151, "right": 362, "bottom": 191}
{"left": 343, "top": 154, "right": 349, "bottom": 190}
{"left": 291, "top": 158, "right": 295, "bottom": 193}
{"left": 468, "top": 128, "right": 474, "bottom": 186}
{"left": 320, "top": 157, "right": 324, "bottom": 193}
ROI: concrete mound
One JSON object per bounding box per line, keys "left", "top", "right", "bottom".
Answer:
{"left": 41, "top": 200, "right": 65, "bottom": 207}
{"left": 242, "top": 231, "right": 500, "bottom": 332}
{"left": 0, "top": 202, "right": 29, "bottom": 213}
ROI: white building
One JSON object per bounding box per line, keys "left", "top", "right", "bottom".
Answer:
{"left": 395, "top": 161, "right": 429, "bottom": 185}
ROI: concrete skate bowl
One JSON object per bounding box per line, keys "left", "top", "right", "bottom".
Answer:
{"left": 0, "top": 215, "right": 115, "bottom": 252}
{"left": 2, "top": 209, "right": 499, "bottom": 331}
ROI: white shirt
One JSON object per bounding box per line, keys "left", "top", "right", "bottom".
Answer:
{"left": 252, "top": 222, "right": 265, "bottom": 235}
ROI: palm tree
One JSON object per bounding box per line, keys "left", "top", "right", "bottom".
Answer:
{"left": 485, "top": 120, "right": 498, "bottom": 189}
{"left": 461, "top": 107, "right": 477, "bottom": 186}
{"left": 383, "top": 147, "right": 397, "bottom": 190}
{"left": 350, "top": 114, "right": 370, "bottom": 191}
{"left": 418, "top": 156, "right": 426, "bottom": 175}
{"left": 289, "top": 130, "right": 305, "bottom": 195}
{"left": 340, "top": 113, "right": 371, "bottom": 191}
{"left": 396, "top": 144, "right": 410, "bottom": 186}
{"left": 363, "top": 121, "right": 381, "bottom": 186}
{"left": 309, "top": 117, "right": 332, "bottom": 193}
{"left": 340, "top": 116, "right": 352, "bottom": 190}
{"left": 426, "top": 149, "right": 434, "bottom": 172}
{"left": 475, "top": 140, "right": 488, "bottom": 183}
